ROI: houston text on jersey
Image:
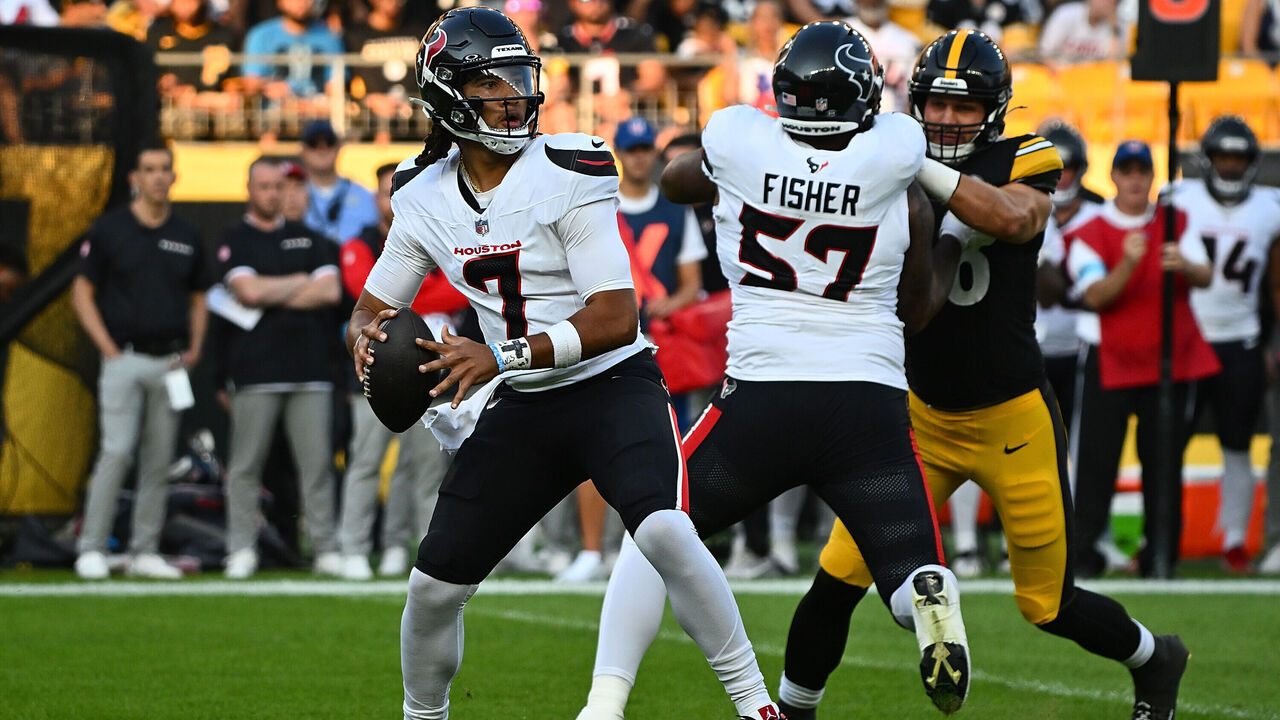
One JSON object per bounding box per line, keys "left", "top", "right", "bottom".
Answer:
{"left": 762, "top": 173, "right": 861, "bottom": 216}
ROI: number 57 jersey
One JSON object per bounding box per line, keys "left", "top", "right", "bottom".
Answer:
{"left": 702, "top": 105, "right": 925, "bottom": 387}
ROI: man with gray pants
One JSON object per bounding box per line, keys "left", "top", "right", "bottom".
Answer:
{"left": 338, "top": 403, "right": 449, "bottom": 579}
{"left": 71, "top": 143, "right": 210, "bottom": 580}
{"left": 216, "top": 158, "right": 343, "bottom": 579}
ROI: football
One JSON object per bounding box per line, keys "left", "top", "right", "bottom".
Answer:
{"left": 361, "top": 309, "right": 443, "bottom": 433}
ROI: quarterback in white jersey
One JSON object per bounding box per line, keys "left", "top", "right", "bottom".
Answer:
{"left": 347, "top": 8, "right": 784, "bottom": 720}
{"left": 578, "top": 22, "right": 971, "bottom": 720}
{"left": 1174, "top": 116, "right": 1280, "bottom": 572}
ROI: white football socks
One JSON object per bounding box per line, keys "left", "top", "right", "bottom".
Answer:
{"left": 1122, "top": 620, "right": 1156, "bottom": 669}
{"left": 401, "top": 568, "right": 478, "bottom": 720}
{"left": 1218, "top": 448, "right": 1253, "bottom": 549}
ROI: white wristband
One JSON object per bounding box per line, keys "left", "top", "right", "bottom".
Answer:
{"left": 489, "top": 337, "right": 533, "bottom": 372}
{"left": 939, "top": 211, "right": 977, "bottom": 249}
{"left": 544, "top": 320, "right": 583, "bottom": 369}
{"left": 917, "top": 158, "right": 962, "bottom": 203}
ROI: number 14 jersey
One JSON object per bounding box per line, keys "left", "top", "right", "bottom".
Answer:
{"left": 702, "top": 106, "right": 925, "bottom": 387}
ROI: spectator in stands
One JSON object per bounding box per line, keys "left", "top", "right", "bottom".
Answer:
{"left": 1241, "top": 0, "right": 1280, "bottom": 55}
{"left": 642, "top": 0, "right": 697, "bottom": 53}
{"left": 59, "top": 0, "right": 109, "bottom": 27}
{"left": 297, "top": 120, "right": 378, "bottom": 245}
{"left": 675, "top": 0, "right": 736, "bottom": 58}
{"left": 106, "top": 0, "right": 167, "bottom": 40}
{"left": 1, "top": 0, "right": 60, "bottom": 25}
{"left": 71, "top": 143, "right": 211, "bottom": 580}
{"left": 505, "top": 0, "right": 555, "bottom": 52}
{"left": 336, "top": 163, "right": 462, "bottom": 580}
{"left": 241, "top": 0, "right": 344, "bottom": 100}
{"left": 556, "top": 0, "right": 657, "bottom": 90}
{"left": 345, "top": 0, "right": 429, "bottom": 143}
{"left": 846, "top": 0, "right": 920, "bottom": 112}
{"left": 927, "top": 0, "right": 1042, "bottom": 43}
{"left": 1065, "top": 140, "right": 1218, "bottom": 579}
{"left": 1038, "top": 0, "right": 1126, "bottom": 64}
{"left": 697, "top": 0, "right": 784, "bottom": 124}
{"left": 281, "top": 159, "right": 309, "bottom": 221}
{"left": 217, "top": 158, "right": 343, "bottom": 580}
{"left": 786, "top": 0, "right": 855, "bottom": 24}
{"left": 147, "top": 0, "right": 237, "bottom": 105}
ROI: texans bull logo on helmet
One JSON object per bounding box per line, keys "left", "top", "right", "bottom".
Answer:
{"left": 834, "top": 43, "right": 876, "bottom": 103}
{"left": 415, "top": 28, "right": 448, "bottom": 87}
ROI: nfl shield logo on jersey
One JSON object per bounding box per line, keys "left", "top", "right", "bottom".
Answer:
{"left": 475, "top": 217, "right": 490, "bottom": 236}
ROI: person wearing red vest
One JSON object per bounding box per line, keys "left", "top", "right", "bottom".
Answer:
{"left": 1065, "top": 140, "right": 1219, "bottom": 578}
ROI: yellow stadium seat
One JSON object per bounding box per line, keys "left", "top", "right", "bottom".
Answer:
{"left": 1121, "top": 70, "right": 1172, "bottom": 145}
{"left": 1056, "top": 61, "right": 1124, "bottom": 143}
{"left": 1181, "top": 59, "right": 1279, "bottom": 142}
{"left": 1005, "top": 63, "right": 1058, "bottom": 138}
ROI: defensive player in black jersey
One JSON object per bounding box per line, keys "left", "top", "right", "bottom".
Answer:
{"left": 776, "top": 30, "right": 1189, "bottom": 720}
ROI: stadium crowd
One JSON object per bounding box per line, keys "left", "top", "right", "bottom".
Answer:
{"left": 2, "top": 0, "right": 1279, "bottom": 584}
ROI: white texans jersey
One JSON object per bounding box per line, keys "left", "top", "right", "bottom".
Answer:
{"left": 364, "top": 133, "right": 647, "bottom": 391}
{"left": 1035, "top": 202, "right": 1100, "bottom": 356}
{"left": 702, "top": 106, "right": 925, "bottom": 386}
{"left": 1175, "top": 179, "right": 1280, "bottom": 343}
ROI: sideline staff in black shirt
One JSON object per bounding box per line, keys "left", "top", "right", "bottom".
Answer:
{"left": 217, "top": 157, "right": 342, "bottom": 580}
{"left": 71, "top": 143, "right": 211, "bottom": 580}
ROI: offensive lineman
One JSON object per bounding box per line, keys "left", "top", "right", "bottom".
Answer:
{"left": 576, "top": 22, "right": 971, "bottom": 720}
{"left": 347, "top": 8, "right": 783, "bottom": 719}
{"left": 1175, "top": 116, "right": 1280, "bottom": 572}
{"left": 777, "top": 30, "right": 1189, "bottom": 720}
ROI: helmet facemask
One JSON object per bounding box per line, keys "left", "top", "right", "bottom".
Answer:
{"left": 911, "top": 84, "right": 1009, "bottom": 164}
{"left": 1198, "top": 116, "right": 1259, "bottom": 205}
{"left": 773, "top": 22, "right": 885, "bottom": 139}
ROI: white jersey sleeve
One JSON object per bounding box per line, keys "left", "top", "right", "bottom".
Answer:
{"left": 363, "top": 156, "right": 440, "bottom": 308}
{"left": 533, "top": 133, "right": 621, "bottom": 223}
{"left": 556, "top": 198, "right": 636, "bottom": 299}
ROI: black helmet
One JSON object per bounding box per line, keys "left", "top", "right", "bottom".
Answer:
{"left": 909, "top": 30, "right": 1011, "bottom": 164}
{"left": 413, "top": 6, "right": 544, "bottom": 155}
{"left": 1199, "top": 115, "right": 1259, "bottom": 204}
{"left": 1039, "top": 119, "right": 1087, "bottom": 208}
{"left": 773, "top": 21, "right": 884, "bottom": 137}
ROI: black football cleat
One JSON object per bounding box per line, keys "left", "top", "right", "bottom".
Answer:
{"left": 912, "top": 570, "right": 970, "bottom": 714}
{"left": 777, "top": 701, "right": 814, "bottom": 720}
{"left": 1130, "top": 634, "right": 1190, "bottom": 720}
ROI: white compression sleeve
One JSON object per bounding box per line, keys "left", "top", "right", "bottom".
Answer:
{"left": 401, "top": 568, "right": 478, "bottom": 720}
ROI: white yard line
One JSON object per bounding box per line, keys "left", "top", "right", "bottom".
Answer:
{"left": 466, "top": 605, "right": 1278, "bottom": 720}
{"left": 2, "top": 577, "right": 1279, "bottom": 598}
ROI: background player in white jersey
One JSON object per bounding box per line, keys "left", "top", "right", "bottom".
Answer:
{"left": 346, "top": 8, "right": 783, "bottom": 719}
{"left": 576, "top": 22, "right": 972, "bottom": 720}
{"left": 1174, "top": 116, "right": 1280, "bottom": 573}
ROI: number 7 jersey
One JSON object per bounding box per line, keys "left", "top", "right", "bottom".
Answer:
{"left": 702, "top": 105, "right": 925, "bottom": 387}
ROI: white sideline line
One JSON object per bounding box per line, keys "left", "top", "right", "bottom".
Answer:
{"left": 1, "top": 577, "right": 1280, "bottom": 598}
{"left": 464, "top": 606, "right": 1279, "bottom": 720}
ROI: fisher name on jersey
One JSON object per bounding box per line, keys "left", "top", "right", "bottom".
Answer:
{"left": 701, "top": 105, "right": 926, "bottom": 387}
{"left": 363, "top": 133, "right": 648, "bottom": 391}
{"left": 906, "top": 134, "right": 1063, "bottom": 410}
{"left": 1173, "top": 179, "right": 1280, "bottom": 344}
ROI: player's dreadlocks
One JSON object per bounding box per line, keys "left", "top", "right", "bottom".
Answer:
{"left": 415, "top": 119, "right": 455, "bottom": 167}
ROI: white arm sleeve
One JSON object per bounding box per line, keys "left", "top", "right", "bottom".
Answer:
{"left": 363, "top": 219, "right": 439, "bottom": 308}
{"left": 1067, "top": 238, "right": 1107, "bottom": 294}
{"left": 1177, "top": 217, "right": 1209, "bottom": 265}
{"left": 677, "top": 207, "right": 709, "bottom": 265}
{"left": 556, "top": 198, "right": 636, "bottom": 300}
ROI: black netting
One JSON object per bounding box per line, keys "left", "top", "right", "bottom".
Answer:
{"left": 0, "top": 27, "right": 158, "bottom": 516}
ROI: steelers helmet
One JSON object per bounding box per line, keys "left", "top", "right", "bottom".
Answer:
{"left": 1199, "top": 115, "right": 1259, "bottom": 204}
{"left": 1039, "top": 119, "right": 1087, "bottom": 208}
{"left": 413, "top": 6, "right": 544, "bottom": 155}
{"left": 909, "top": 30, "right": 1011, "bottom": 164}
{"left": 772, "top": 21, "right": 884, "bottom": 137}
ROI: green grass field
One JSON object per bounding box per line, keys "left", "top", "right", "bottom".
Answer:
{"left": 1, "top": 576, "right": 1277, "bottom": 719}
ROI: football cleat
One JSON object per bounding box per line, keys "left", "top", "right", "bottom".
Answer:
{"left": 1130, "top": 635, "right": 1189, "bottom": 720}
{"left": 911, "top": 570, "right": 970, "bottom": 714}
{"left": 736, "top": 705, "right": 786, "bottom": 720}
{"left": 777, "top": 701, "right": 814, "bottom": 720}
